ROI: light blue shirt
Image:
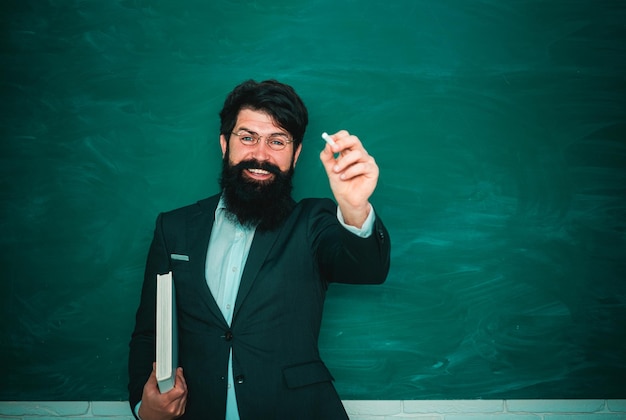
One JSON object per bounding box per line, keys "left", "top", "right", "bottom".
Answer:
{"left": 205, "top": 198, "right": 255, "bottom": 420}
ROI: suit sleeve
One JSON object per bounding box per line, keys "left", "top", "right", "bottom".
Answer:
{"left": 312, "top": 200, "right": 391, "bottom": 285}
{"left": 127, "top": 213, "right": 171, "bottom": 412}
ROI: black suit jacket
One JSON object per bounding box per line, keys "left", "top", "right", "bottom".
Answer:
{"left": 128, "top": 194, "right": 391, "bottom": 419}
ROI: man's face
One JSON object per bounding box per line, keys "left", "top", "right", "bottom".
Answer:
{"left": 220, "top": 108, "right": 302, "bottom": 180}
{"left": 218, "top": 108, "right": 303, "bottom": 230}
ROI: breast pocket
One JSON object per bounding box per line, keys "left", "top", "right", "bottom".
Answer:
{"left": 169, "top": 254, "right": 196, "bottom": 307}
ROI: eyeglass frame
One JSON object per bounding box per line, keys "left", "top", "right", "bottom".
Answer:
{"left": 230, "top": 130, "right": 294, "bottom": 151}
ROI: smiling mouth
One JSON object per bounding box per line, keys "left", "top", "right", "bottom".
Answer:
{"left": 248, "top": 168, "right": 270, "bottom": 175}
{"left": 244, "top": 168, "right": 274, "bottom": 181}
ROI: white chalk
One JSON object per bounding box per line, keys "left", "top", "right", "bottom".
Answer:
{"left": 321, "top": 132, "right": 336, "bottom": 146}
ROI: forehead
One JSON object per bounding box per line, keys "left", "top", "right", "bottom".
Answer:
{"left": 235, "top": 108, "right": 286, "bottom": 133}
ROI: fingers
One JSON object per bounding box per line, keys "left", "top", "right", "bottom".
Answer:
{"left": 174, "top": 367, "right": 188, "bottom": 395}
{"left": 165, "top": 368, "right": 187, "bottom": 415}
{"left": 320, "top": 130, "right": 351, "bottom": 157}
{"left": 333, "top": 148, "right": 376, "bottom": 180}
{"left": 319, "top": 131, "right": 377, "bottom": 180}
{"left": 168, "top": 371, "right": 187, "bottom": 418}
{"left": 139, "top": 364, "right": 187, "bottom": 419}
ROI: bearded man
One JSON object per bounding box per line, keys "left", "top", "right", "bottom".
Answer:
{"left": 128, "top": 79, "right": 391, "bottom": 420}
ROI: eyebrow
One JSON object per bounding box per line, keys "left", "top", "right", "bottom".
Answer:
{"left": 237, "top": 127, "right": 289, "bottom": 137}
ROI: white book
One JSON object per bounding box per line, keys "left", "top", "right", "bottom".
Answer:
{"left": 156, "top": 271, "right": 178, "bottom": 393}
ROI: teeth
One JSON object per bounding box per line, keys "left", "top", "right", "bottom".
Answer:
{"left": 248, "top": 168, "right": 270, "bottom": 175}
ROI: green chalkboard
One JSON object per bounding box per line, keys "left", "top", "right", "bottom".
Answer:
{"left": 1, "top": 0, "right": 625, "bottom": 401}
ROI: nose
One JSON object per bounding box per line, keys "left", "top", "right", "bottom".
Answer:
{"left": 250, "top": 137, "right": 271, "bottom": 161}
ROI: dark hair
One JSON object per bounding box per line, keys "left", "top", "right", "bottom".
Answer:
{"left": 219, "top": 79, "right": 309, "bottom": 147}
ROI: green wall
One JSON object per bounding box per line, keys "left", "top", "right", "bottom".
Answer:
{"left": 1, "top": 0, "right": 625, "bottom": 400}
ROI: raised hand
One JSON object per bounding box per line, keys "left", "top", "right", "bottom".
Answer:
{"left": 319, "top": 130, "right": 379, "bottom": 228}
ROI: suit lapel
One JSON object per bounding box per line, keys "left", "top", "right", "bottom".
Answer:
{"left": 187, "top": 196, "right": 229, "bottom": 327}
{"left": 233, "top": 228, "right": 280, "bottom": 321}
{"left": 233, "top": 199, "right": 296, "bottom": 321}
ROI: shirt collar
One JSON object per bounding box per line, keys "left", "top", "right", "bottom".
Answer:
{"left": 216, "top": 195, "right": 256, "bottom": 232}
{"left": 216, "top": 195, "right": 228, "bottom": 213}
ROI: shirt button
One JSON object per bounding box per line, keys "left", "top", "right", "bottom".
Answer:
{"left": 232, "top": 266, "right": 238, "bottom": 272}
{"left": 235, "top": 375, "right": 245, "bottom": 384}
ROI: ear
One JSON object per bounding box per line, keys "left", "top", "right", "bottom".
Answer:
{"left": 220, "top": 134, "right": 227, "bottom": 157}
{"left": 293, "top": 143, "right": 303, "bottom": 167}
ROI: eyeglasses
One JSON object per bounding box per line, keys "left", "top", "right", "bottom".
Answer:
{"left": 231, "top": 130, "right": 294, "bottom": 151}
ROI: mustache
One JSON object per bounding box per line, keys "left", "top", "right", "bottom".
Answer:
{"left": 233, "top": 159, "right": 282, "bottom": 176}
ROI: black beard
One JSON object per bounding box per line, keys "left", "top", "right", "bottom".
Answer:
{"left": 219, "top": 157, "right": 295, "bottom": 231}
